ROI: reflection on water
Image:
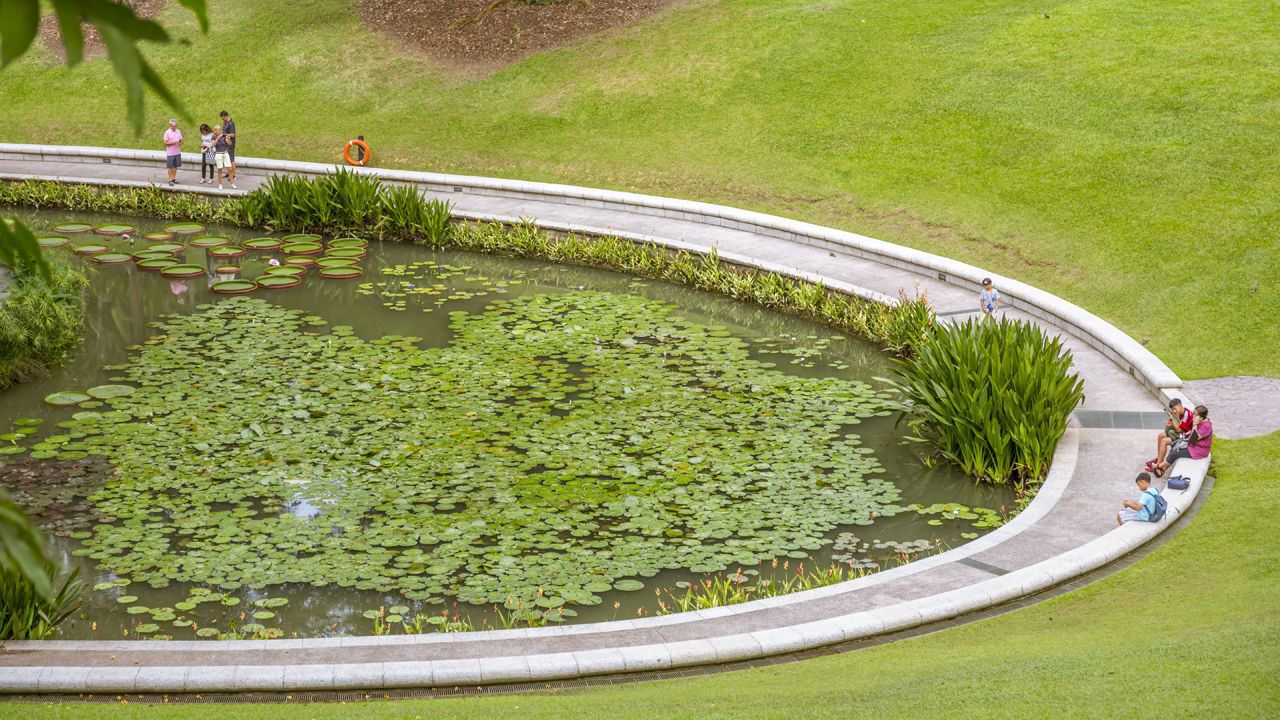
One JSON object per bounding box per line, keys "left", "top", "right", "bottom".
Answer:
{"left": 0, "top": 206, "right": 1016, "bottom": 640}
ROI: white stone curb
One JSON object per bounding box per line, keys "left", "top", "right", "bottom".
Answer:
{"left": 0, "top": 146, "right": 1202, "bottom": 694}
{"left": 1, "top": 143, "right": 1181, "bottom": 394}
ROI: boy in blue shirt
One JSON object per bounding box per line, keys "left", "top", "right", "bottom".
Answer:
{"left": 1117, "top": 472, "right": 1161, "bottom": 525}
{"left": 979, "top": 278, "right": 1000, "bottom": 318}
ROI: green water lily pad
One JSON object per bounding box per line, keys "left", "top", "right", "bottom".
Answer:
{"left": 87, "top": 385, "right": 136, "bottom": 399}
{"left": 0, "top": 446, "right": 25, "bottom": 455}
{"left": 45, "top": 392, "right": 91, "bottom": 406}
{"left": 133, "top": 250, "right": 176, "bottom": 261}
{"left": 146, "top": 242, "right": 186, "bottom": 252}
{"left": 319, "top": 266, "right": 363, "bottom": 279}
{"left": 315, "top": 257, "right": 359, "bottom": 268}
{"left": 94, "top": 223, "right": 136, "bottom": 236}
{"left": 612, "top": 580, "right": 645, "bottom": 592}
{"left": 211, "top": 280, "right": 257, "bottom": 294}
{"left": 91, "top": 252, "right": 133, "bottom": 264}
{"left": 252, "top": 611, "right": 275, "bottom": 620}
{"left": 137, "top": 257, "right": 179, "bottom": 271}
{"left": 244, "top": 237, "right": 283, "bottom": 250}
{"left": 135, "top": 623, "right": 160, "bottom": 633}
{"left": 160, "top": 264, "right": 207, "bottom": 278}
{"left": 190, "top": 236, "right": 231, "bottom": 248}
{"left": 330, "top": 238, "right": 368, "bottom": 248}
{"left": 197, "top": 628, "right": 219, "bottom": 637}
{"left": 208, "top": 246, "right": 246, "bottom": 258}
{"left": 325, "top": 248, "right": 365, "bottom": 258}
{"left": 284, "top": 255, "right": 317, "bottom": 267}
{"left": 215, "top": 265, "right": 241, "bottom": 274}
{"left": 36, "top": 236, "right": 69, "bottom": 247}
{"left": 53, "top": 222, "right": 93, "bottom": 233}
{"left": 144, "top": 232, "right": 174, "bottom": 242}
{"left": 72, "top": 243, "right": 109, "bottom": 255}
{"left": 164, "top": 222, "right": 206, "bottom": 234}
{"left": 265, "top": 265, "right": 307, "bottom": 277}
{"left": 126, "top": 605, "right": 150, "bottom": 614}
{"left": 255, "top": 275, "right": 301, "bottom": 289}
{"left": 281, "top": 242, "right": 322, "bottom": 255}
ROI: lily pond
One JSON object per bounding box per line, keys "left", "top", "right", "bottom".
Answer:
{"left": 1, "top": 208, "right": 1015, "bottom": 640}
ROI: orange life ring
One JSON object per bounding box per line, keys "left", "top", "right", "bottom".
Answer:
{"left": 344, "top": 139, "right": 370, "bottom": 167}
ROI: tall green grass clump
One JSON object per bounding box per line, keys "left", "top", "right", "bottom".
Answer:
{"left": 0, "top": 564, "right": 83, "bottom": 640}
{"left": 879, "top": 316, "right": 1085, "bottom": 487}
{"left": 1, "top": 181, "right": 225, "bottom": 221}
{"left": 232, "top": 170, "right": 452, "bottom": 237}
{"left": 0, "top": 259, "right": 90, "bottom": 390}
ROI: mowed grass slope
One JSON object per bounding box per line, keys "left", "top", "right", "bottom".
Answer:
{"left": 5, "top": 432, "right": 1278, "bottom": 718}
{"left": 1, "top": 0, "right": 1277, "bottom": 378}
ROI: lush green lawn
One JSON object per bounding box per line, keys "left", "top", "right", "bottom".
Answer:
{"left": 5, "top": 432, "right": 1278, "bottom": 718}
{"left": 2, "top": 1, "right": 1278, "bottom": 716}
{"left": 1, "top": 0, "right": 1278, "bottom": 379}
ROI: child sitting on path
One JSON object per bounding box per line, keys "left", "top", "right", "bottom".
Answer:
{"left": 1117, "top": 472, "right": 1162, "bottom": 525}
{"left": 1149, "top": 398, "right": 1194, "bottom": 472}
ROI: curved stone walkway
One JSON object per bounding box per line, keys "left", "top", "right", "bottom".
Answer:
{"left": 0, "top": 147, "right": 1210, "bottom": 695}
{"left": 1181, "top": 376, "right": 1280, "bottom": 439}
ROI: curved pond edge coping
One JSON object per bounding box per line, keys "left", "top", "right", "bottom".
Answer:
{"left": 0, "top": 145, "right": 1205, "bottom": 693}
{"left": 0, "top": 143, "right": 1183, "bottom": 402}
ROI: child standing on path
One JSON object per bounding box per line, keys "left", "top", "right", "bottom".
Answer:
{"left": 163, "top": 119, "right": 183, "bottom": 186}
{"left": 213, "top": 126, "right": 233, "bottom": 190}
{"left": 199, "top": 124, "right": 214, "bottom": 185}
{"left": 979, "top": 278, "right": 1000, "bottom": 318}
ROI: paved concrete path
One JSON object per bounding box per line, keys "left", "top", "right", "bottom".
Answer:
{"left": 1182, "top": 376, "right": 1280, "bottom": 439}
{"left": 0, "top": 154, "right": 1210, "bottom": 693}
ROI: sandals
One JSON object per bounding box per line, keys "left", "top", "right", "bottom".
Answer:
{"left": 1152, "top": 464, "right": 1165, "bottom": 478}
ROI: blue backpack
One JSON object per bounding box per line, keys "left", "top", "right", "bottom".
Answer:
{"left": 1145, "top": 488, "right": 1168, "bottom": 522}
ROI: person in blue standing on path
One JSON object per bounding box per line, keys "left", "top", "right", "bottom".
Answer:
{"left": 979, "top": 277, "right": 1000, "bottom": 319}
{"left": 220, "top": 110, "right": 237, "bottom": 188}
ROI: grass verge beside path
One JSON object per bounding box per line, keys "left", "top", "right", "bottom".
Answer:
{"left": 7, "top": 432, "right": 1278, "bottom": 719}
{"left": 1, "top": 0, "right": 1278, "bottom": 378}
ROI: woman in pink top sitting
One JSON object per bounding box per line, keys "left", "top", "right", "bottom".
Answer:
{"left": 1154, "top": 404, "right": 1211, "bottom": 477}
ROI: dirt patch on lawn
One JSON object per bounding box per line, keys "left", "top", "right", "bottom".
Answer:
{"left": 38, "top": 0, "right": 167, "bottom": 63}
{"left": 359, "top": 0, "right": 681, "bottom": 74}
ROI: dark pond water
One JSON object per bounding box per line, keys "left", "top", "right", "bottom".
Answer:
{"left": 0, "top": 207, "right": 1015, "bottom": 640}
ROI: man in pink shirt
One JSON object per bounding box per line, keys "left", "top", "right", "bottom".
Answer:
{"left": 163, "top": 119, "right": 184, "bottom": 187}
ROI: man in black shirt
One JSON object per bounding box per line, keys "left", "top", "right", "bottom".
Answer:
{"left": 220, "top": 110, "right": 237, "bottom": 187}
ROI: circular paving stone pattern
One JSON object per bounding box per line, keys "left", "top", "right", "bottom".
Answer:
{"left": 1182, "top": 376, "right": 1280, "bottom": 439}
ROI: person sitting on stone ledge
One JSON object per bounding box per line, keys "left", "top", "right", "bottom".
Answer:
{"left": 1154, "top": 404, "right": 1212, "bottom": 478}
{"left": 1148, "top": 398, "right": 1194, "bottom": 472}
{"left": 1117, "top": 472, "right": 1163, "bottom": 526}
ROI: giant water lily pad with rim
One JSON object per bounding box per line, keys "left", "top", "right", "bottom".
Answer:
{"left": 281, "top": 242, "right": 322, "bottom": 255}
{"left": 318, "top": 266, "right": 363, "bottom": 279}
{"left": 90, "top": 252, "right": 132, "bottom": 264}
{"left": 265, "top": 265, "right": 307, "bottom": 277}
{"left": 137, "top": 258, "right": 179, "bottom": 271}
{"left": 315, "top": 257, "right": 359, "bottom": 268}
{"left": 284, "top": 255, "right": 317, "bottom": 267}
{"left": 93, "top": 223, "right": 136, "bottom": 236}
{"left": 164, "top": 222, "right": 205, "bottom": 235}
{"left": 330, "top": 237, "right": 368, "bottom": 249}
{"left": 133, "top": 250, "right": 175, "bottom": 262}
{"left": 36, "top": 236, "right": 69, "bottom": 248}
{"left": 215, "top": 264, "right": 242, "bottom": 274}
{"left": 255, "top": 275, "right": 302, "bottom": 289}
{"left": 209, "top": 246, "right": 246, "bottom": 259}
{"left": 144, "top": 232, "right": 174, "bottom": 242}
{"left": 53, "top": 222, "right": 93, "bottom": 233}
{"left": 244, "top": 238, "right": 283, "bottom": 250}
{"left": 72, "top": 243, "right": 109, "bottom": 255}
{"left": 190, "top": 236, "right": 231, "bottom": 248}
{"left": 87, "top": 385, "right": 136, "bottom": 399}
{"left": 146, "top": 242, "right": 186, "bottom": 253}
{"left": 211, "top": 280, "right": 257, "bottom": 294}
{"left": 160, "top": 264, "right": 206, "bottom": 278}
{"left": 325, "top": 247, "right": 366, "bottom": 259}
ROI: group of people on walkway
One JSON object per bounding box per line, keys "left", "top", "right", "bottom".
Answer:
{"left": 162, "top": 111, "right": 238, "bottom": 189}
{"left": 1117, "top": 398, "right": 1213, "bottom": 526}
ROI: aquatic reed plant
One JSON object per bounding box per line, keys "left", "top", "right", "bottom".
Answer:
{"left": 0, "top": 564, "right": 84, "bottom": 640}
{"left": 0, "top": 258, "right": 90, "bottom": 390}
{"left": 656, "top": 561, "right": 870, "bottom": 615}
{"left": 878, "top": 316, "right": 1086, "bottom": 486}
{"left": 0, "top": 181, "right": 226, "bottom": 222}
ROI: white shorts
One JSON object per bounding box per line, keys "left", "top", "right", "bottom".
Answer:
{"left": 1118, "top": 508, "right": 1142, "bottom": 523}
{"left": 215, "top": 152, "right": 232, "bottom": 169}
